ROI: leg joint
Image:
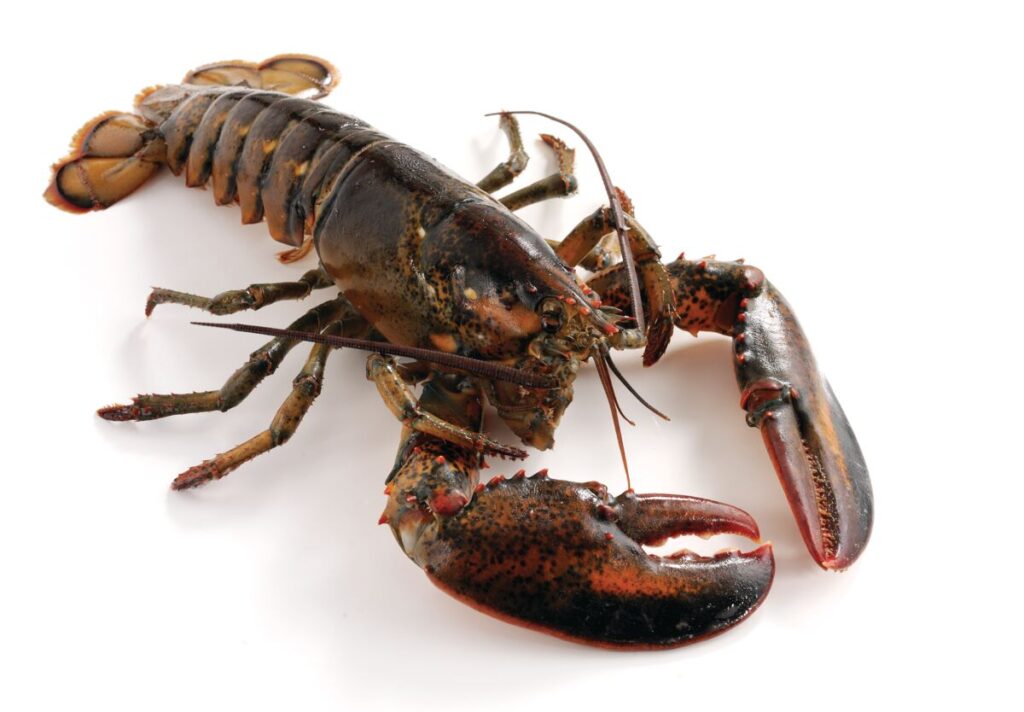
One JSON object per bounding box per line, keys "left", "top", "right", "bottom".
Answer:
{"left": 292, "top": 373, "right": 323, "bottom": 399}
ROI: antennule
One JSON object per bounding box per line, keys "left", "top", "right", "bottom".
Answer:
{"left": 594, "top": 348, "right": 632, "bottom": 491}
{"left": 601, "top": 344, "right": 670, "bottom": 421}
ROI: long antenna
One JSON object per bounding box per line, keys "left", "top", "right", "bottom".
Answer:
{"left": 486, "top": 110, "right": 646, "bottom": 335}
{"left": 192, "top": 321, "right": 557, "bottom": 389}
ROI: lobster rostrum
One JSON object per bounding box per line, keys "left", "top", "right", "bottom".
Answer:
{"left": 45, "top": 55, "right": 873, "bottom": 648}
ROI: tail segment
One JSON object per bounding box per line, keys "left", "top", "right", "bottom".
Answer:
{"left": 45, "top": 54, "right": 338, "bottom": 219}
{"left": 44, "top": 112, "right": 165, "bottom": 214}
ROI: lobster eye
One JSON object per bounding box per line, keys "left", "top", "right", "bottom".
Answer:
{"left": 539, "top": 299, "right": 565, "bottom": 334}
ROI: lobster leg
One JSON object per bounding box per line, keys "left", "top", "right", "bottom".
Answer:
{"left": 172, "top": 322, "right": 343, "bottom": 490}
{"left": 366, "top": 354, "right": 527, "bottom": 460}
{"left": 145, "top": 267, "right": 334, "bottom": 316}
{"left": 499, "top": 134, "right": 578, "bottom": 211}
{"left": 98, "top": 297, "right": 354, "bottom": 421}
{"left": 382, "top": 376, "right": 774, "bottom": 648}
{"left": 589, "top": 257, "right": 873, "bottom": 570}
{"left": 476, "top": 113, "right": 579, "bottom": 211}
{"left": 476, "top": 113, "right": 530, "bottom": 193}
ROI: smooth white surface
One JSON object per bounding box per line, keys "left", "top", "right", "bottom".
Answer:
{"left": 3, "top": 2, "right": 1020, "bottom": 709}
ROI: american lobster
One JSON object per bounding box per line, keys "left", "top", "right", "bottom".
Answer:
{"left": 44, "top": 55, "right": 873, "bottom": 649}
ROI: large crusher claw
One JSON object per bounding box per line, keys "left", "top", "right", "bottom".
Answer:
{"left": 383, "top": 436, "right": 774, "bottom": 649}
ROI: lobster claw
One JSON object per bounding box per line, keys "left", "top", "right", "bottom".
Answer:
{"left": 386, "top": 448, "right": 773, "bottom": 648}
{"left": 736, "top": 282, "right": 873, "bottom": 570}
{"left": 588, "top": 255, "right": 874, "bottom": 571}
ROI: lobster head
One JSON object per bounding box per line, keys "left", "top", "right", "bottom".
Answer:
{"left": 481, "top": 294, "right": 619, "bottom": 450}
{"left": 435, "top": 200, "right": 621, "bottom": 450}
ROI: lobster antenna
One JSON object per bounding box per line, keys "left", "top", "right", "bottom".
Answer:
{"left": 601, "top": 344, "right": 670, "bottom": 421}
{"left": 485, "top": 110, "right": 646, "bottom": 335}
{"left": 593, "top": 348, "right": 632, "bottom": 490}
{"left": 608, "top": 377, "right": 636, "bottom": 428}
{"left": 192, "top": 321, "right": 557, "bottom": 389}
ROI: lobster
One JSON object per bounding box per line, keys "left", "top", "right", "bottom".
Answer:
{"left": 44, "top": 54, "right": 872, "bottom": 649}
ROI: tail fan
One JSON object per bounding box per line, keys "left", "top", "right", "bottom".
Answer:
{"left": 44, "top": 112, "right": 165, "bottom": 213}
{"left": 182, "top": 54, "right": 339, "bottom": 99}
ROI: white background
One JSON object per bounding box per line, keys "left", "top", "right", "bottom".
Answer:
{"left": 2, "top": 2, "right": 1020, "bottom": 709}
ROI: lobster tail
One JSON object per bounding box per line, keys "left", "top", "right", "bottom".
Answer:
{"left": 45, "top": 54, "right": 339, "bottom": 217}
{"left": 44, "top": 112, "right": 165, "bottom": 214}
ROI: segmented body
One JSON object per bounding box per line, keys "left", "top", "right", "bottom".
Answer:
{"left": 141, "top": 85, "right": 383, "bottom": 246}
{"left": 139, "top": 83, "right": 590, "bottom": 362}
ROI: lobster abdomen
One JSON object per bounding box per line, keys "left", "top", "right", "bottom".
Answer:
{"left": 44, "top": 55, "right": 346, "bottom": 223}
{"left": 138, "top": 84, "right": 391, "bottom": 248}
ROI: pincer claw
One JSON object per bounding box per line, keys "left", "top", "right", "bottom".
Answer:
{"left": 394, "top": 463, "right": 774, "bottom": 648}
{"left": 736, "top": 284, "right": 873, "bottom": 570}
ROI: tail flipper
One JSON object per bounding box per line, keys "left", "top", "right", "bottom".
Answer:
{"left": 182, "top": 54, "right": 339, "bottom": 99}
{"left": 44, "top": 112, "right": 166, "bottom": 214}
